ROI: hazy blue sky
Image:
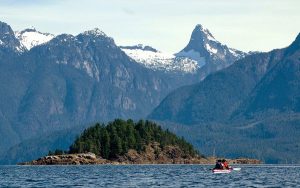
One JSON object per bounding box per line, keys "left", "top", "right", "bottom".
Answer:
{"left": 0, "top": 0, "right": 299, "bottom": 53}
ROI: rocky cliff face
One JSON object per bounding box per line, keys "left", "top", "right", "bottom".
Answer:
{"left": 0, "top": 21, "right": 25, "bottom": 53}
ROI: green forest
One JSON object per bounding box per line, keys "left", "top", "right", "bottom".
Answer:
{"left": 57, "top": 119, "right": 199, "bottom": 159}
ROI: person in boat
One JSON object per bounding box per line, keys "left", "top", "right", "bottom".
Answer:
{"left": 214, "top": 159, "right": 223, "bottom": 169}
{"left": 222, "top": 159, "right": 230, "bottom": 169}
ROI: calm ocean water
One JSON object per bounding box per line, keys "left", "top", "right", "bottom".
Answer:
{"left": 0, "top": 165, "right": 299, "bottom": 187}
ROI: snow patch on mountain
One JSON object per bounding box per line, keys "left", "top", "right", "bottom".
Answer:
{"left": 229, "top": 48, "right": 244, "bottom": 58}
{"left": 121, "top": 45, "right": 199, "bottom": 73}
{"left": 0, "top": 39, "right": 3, "bottom": 45}
{"left": 175, "top": 50, "right": 206, "bottom": 67}
{"left": 15, "top": 28, "right": 55, "bottom": 50}
{"left": 205, "top": 43, "right": 218, "bottom": 54}
{"left": 83, "top": 28, "right": 107, "bottom": 37}
{"left": 82, "top": 61, "right": 100, "bottom": 81}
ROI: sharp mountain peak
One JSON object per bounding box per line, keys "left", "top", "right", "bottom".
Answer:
{"left": 192, "top": 24, "right": 216, "bottom": 42}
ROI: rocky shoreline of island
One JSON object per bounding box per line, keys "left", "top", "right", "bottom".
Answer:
{"left": 19, "top": 143, "right": 261, "bottom": 165}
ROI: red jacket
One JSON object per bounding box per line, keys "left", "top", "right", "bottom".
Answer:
{"left": 223, "top": 162, "right": 229, "bottom": 169}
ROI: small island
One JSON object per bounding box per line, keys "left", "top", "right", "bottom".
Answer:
{"left": 19, "top": 119, "right": 261, "bottom": 165}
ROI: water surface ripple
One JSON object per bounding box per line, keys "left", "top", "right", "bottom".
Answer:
{"left": 1, "top": 165, "right": 299, "bottom": 187}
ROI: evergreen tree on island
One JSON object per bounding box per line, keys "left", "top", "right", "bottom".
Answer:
{"left": 66, "top": 119, "right": 199, "bottom": 160}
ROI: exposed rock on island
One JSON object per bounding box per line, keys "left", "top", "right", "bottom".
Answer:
{"left": 20, "top": 143, "right": 212, "bottom": 165}
{"left": 20, "top": 143, "right": 261, "bottom": 165}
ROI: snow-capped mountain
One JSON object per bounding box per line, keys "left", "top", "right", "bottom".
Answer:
{"left": 176, "top": 24, "right": 247, "bottom": 72}
{"left": 120, "top": 44, "right": 199, "bottom": 73}
{"left": 121, "top": 24, "right": 247, "bottom": 75}
{"left": 15, "top": 27, "right": 55, "bottom": 50}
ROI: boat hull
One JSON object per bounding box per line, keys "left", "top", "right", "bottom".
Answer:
{"left": 212, "top": 169, "right": 232, "bottom": 174}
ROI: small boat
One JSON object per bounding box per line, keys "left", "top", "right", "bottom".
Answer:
{"left": 212, "top": 167, "right": 241, "bottom": 174}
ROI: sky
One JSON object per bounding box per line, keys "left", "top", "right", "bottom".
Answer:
{"left": 0, "top": 0, "right": 299, "bottom": 53}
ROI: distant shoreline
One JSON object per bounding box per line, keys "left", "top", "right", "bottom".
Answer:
{"left": 19, "top": 152, "right": 261, "bottom": 166}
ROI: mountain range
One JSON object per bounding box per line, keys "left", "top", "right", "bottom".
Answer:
{"left": 0, "top": 23, "right": 179, "bottom": 152}
{"left": 0, "top": 21, "right": 248, "bottom": 164}
{"left": 1, "top": 20, "right": 299, "bottom": 164}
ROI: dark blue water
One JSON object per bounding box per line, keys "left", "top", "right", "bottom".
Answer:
{"left": 0, "top": 165, "right": 299, "bottom": 187}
